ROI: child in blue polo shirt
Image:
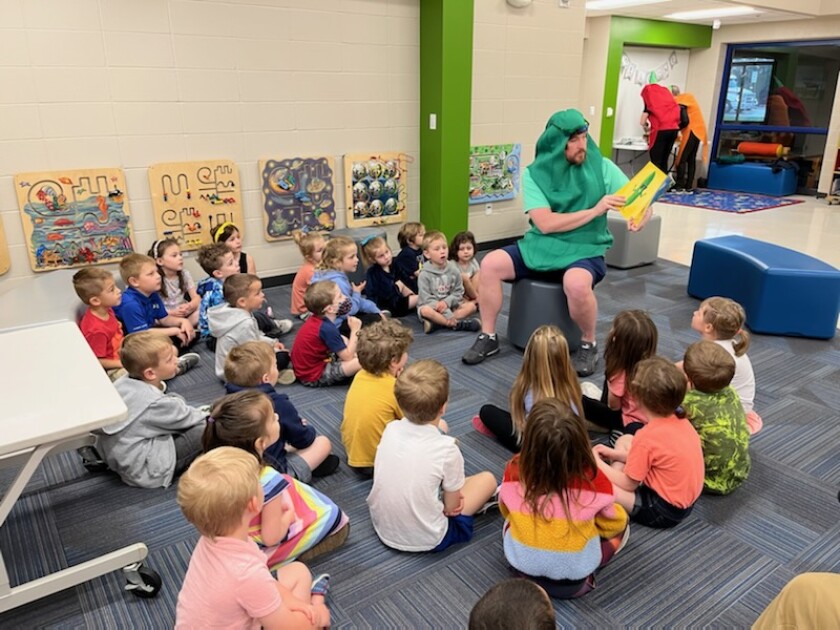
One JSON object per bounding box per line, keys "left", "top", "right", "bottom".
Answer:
{"left": 115, "top": 253, "right": 199, "bottom": 373}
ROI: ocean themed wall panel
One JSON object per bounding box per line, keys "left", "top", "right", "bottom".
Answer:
{"left": 14, "top": 168, "right": 134, "bottom": 272}
{"left": 0, "top": 216, "right": 10, "bottom": 275}
{"left": 344, "top": 152, "right": 408, "bottom": 228}
{"left": 259, "top": 157, "right": 336, "bottom": 240}
{"left": 468, "top": 143, "right": 521, "bottom": 204}
{"left": 149, "top": 160, "right": 244, "bottom": 251}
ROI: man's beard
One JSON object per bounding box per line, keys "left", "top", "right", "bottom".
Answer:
{"left": 570, "top": 150, "right": 586, "bottom": 165}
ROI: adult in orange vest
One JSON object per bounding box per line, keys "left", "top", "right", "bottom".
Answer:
{"left": 671, "top": 86, "right": 708, "bottom": 191}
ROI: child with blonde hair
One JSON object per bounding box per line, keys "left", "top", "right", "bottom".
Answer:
{"left": 691, "top": 296, "right": 761, "bottom": 434}
{"left": 582, "top": 310, "right": 658, "bottom": 436}
{"left": 500, "top": 398, "right": 629, "bottom": 598}
{"left": 593, "top": 357, "right": 704, "bottom": 528}
{"left": 291, "top": 230, "right": 327, "bottom": 319}
{"left": 341, "top": 319, "right": 414, "bottom": 476}
{"left": 361, "top": 236, "right": 417, "bottom": 317}
{"left": 394, "top": 221, "right": 426, "bottom": 294}
{"left": 176, "top": 446, "right": 331, "bottom": 629}
{"left": 682, "top": 341, "right": 750, "bottom": 494}
{"left": 149, "top": 238, "right": 200, "bottom": 326}
{"left": 313, "top": 235, "right": 383, "bottom": 334}
{"left": 417, "top": 231, "right": 481, "bottom": 334}
{"left": 474, "top": 325, "right": 582, "bottom": 453}
{"left": 449, "top": 230, "right": 481, "bottom": 301}
{"left": 224, "top": 342, "right": 339, "bottom": 480}
{"left": 367, "top": 359, "right": 497, "bottom": 552}
{"left": 203, "top": 390, "right": 349, "bottom": 569}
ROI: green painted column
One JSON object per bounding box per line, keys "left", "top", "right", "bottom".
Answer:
{"left": 419, "top": 0, "right": 474, "bottom": 236}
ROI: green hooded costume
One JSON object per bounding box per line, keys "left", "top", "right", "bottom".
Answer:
{"left": 519, "top": 109, "right": 624, "bottom": 271}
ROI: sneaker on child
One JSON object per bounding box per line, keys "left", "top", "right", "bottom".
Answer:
{"left": 312, "top": 454, "right": 340, "bottom": 478}
{"left": 461, "top": 333, "right": 499, "bottom": 365}
{"left": 272, "top": 318, "right": 294, "bottom": 334}
{"left": 176, "top": 352, "right": 200, "bottom": 376}
{"left": 310, "top": 574, "right": 331, "bottom": 598}
{"left": 454, "top": 318, "right": 481, "bottom": 332}
{"left": 276, "top": 368, "right": 296, "bottom": 386}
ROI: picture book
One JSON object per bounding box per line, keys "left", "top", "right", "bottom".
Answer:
{"left": 615, "top": 162, "right": 671, "bottom": 224}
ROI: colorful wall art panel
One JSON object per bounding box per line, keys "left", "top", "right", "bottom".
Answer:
{"left": 0, "top": 216, "right": 10, "bottom": 275}
{"left": 259, "top": 157, "right": 336, "bottom": 240}
{"left": 468, "top": 143, "right": 521, "bottom": 204}
{"left": 14, "top": 169, "right": 134, "bottom": 272}
{"left": 148, "top": 160, "right": 244, "bottom": 251}
{"left": 344, "top": 152, "right": 408, "bottom": 228}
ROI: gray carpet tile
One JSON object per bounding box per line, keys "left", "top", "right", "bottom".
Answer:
{"left": 2, "top": 259, "right": 839, "bottom": 628}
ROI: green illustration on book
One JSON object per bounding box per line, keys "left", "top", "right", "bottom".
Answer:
{"left": 616, "top": 162, "right": 672, "bottom": 225}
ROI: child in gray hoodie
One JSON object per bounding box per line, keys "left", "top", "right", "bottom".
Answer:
{"left": 417, "top": 231, "right": 481, "bottom": 334}
{"left": 97, "top": 332, "right": 207, "bottom": 488}
{"left": 208, "top": 273, "right": 293, "bottom": 382}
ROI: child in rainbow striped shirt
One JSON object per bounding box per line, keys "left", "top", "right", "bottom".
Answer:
{"left": 499, "top": 398, "right": 629, "bottom": 598}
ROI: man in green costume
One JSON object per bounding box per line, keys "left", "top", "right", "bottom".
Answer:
{"left": 462, "top": 109, "right": 651, "bottom": 376}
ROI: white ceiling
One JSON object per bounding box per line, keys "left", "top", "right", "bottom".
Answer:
{"left": 585, "top": 0, "right": 840, "bottom": 26}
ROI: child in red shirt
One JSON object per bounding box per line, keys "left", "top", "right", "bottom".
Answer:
{"left": 73, "top": 267, "right": 125, "bottom": 380}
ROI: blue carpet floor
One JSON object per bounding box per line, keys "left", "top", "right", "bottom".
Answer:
{"left": 1, "top": 259, "right": 838, "bottom": 628}
{"left": 659, "top": 189, "right": 804, "bottom": 213}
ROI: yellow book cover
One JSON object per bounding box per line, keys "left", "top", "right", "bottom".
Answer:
{"left": 615, "top": 162, "right": 670, "bottom": 224}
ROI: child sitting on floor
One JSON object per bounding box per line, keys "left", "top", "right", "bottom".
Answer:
{"left": 682, "top": 340, "right": 750, "bottom": 495}
{"left": 367, "top": 359, "right": 497, "bottom": 552}
{"left": 291, "top": 230, "right": 327, "bottom": 320}
{"left": 361, "top": 236, "right": 418, "bottom": 318}
{"left": 469, "top": 579, "right": 555, "bottom": 630}
{"left": 149, "top": 238, "right": 200, "bottom": 327}
{"left": 393, "top": 221, "right": 426, "bottom": 294}
{"left": 207, "top": 273, "right": 292, "bottom": 382}
{"left": 196, "top": 242, "right": 240, "bottom": 347}
{"left": 341, "top": 319, "right": 414, "bottom": 476}
{"left": 224, "top": 341, "right": 339, "bottom": 480}
{"left": 290, "top": 280, "right": 362, "bottom": 387}
{"left": 499, "top": 398, "right": 628, "bottom": 599}
{"left": 417, "top": 231, "right": 481, "bottom": 334}
{"left": 203, "top": 390, "right": 350, "bottom": 569}
{"left": 97, "top": 332, "right": 207, "bottom": 489}
{"left": 449, "top": 230, "right": 481, "bottom": 301}
{"left": 592, "top": 357, "right": 704, "bottom": 529}
{"left": 73, "top": 267, "right": 125, "bottom": 380}
{"left": 115, "top": 254, "right": 199, "bottom": 371}
{"left": 176, "top": 446, "right": 331, "bottom": 629}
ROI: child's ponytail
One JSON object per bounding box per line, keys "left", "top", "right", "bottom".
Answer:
{"left": 702, "top": 297, "right": 750, "bottom": 356}
{"left": 201, "top": 390, "right": 274, "bottom": 462}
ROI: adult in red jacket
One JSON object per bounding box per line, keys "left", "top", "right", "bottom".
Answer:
{"left": 640, "top": 84, "right": 681, "bottom": 175}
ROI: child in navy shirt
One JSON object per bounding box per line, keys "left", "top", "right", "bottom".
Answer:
{"left": 393, "top": 222, "right": 426, "bottom": 294}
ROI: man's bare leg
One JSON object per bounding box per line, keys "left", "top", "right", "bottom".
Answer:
{"left": 564, "top": 267, "right": 599, "bottom": 376}
{"left": 462, "top": 249, "right": 516, "bottom": 364}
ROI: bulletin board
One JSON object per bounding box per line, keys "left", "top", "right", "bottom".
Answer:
{"left": 344, "top": 152, "right": 408, "bottom": 228}
{"left": 0, "top": 215, "right": 10, "bottom": 275}
{"left": 148, "top": 160, "right": 244, "bottom": 251}
{"left": 14, "top": 168, "right": 134, "bottom": 272}
{"left": 259, "top": 157, "right": 336, "bottom": 240}
{"left": 468, "top": 144, "right": 521, "bottom": 204}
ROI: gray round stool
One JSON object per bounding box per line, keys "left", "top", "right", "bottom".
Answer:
{"left": 506, "top": 278, "right": 582, "bottom": 351}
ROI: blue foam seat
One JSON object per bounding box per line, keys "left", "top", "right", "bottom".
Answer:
{"left": 687, "top": 235, "right": 840, "bottom": 339}
{"left": 707, "top": 162, "right": 796, "bottom": 196}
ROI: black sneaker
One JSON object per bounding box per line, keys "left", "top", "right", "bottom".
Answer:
{"left": 572, "top": 341, "right": 598, "bottom": 377}
{"left": 312, "top": 454, "right": 340, "bottom": 478}
{"left": 454, "top": 317, "right": 481, "bottom": 332}
{"left": 176, "top": 352, "right": 200, "bottom": 376}
{"left": 461, "top": 333, "right": 499, "bottom": 365}
{"left": 77, "top": 445, "right": 108, "bottom": 473}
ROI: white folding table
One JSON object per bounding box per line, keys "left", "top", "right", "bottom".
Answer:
{"left": 0, "top": 321, "right": 154, "bottom": 612}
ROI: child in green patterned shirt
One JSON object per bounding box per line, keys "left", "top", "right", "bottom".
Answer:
{"left": 682, "top": 341, "right": 751, "bottom": 495}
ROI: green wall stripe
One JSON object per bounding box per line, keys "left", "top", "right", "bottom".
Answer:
{"left": 419, "top": 0, "right": 474, "bottom": 237}
{"left": 600, "top": 17, "right": 712, "bottom": 155}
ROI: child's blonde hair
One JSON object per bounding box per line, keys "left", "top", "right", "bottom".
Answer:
{"left": 148, "top": 238, "right": 187, "bottom": 299}
{"left": 397, "top": 221, "right": 425, "bottom": 248}
{"left": 683, "top": 340, "right": 736, "bottom": 394}
{"left": 700, "top": 297, "right": 750, "bottom": 356}
{"left": 357, "top": 319, "right": 413, "bottom": 375}
{"left": 304, "top": 280, "right": 338, "bottom": 316}
{"left": 518, "top": 398, "right": 595, "bottom": 524}
{"left": 119, "top": 253, "right": 155, "bottom": 285}
{"left": 421, "top": 230, "right": 446, "bottom": 252}
{"left": 203, "top": 390, "right": 275, "bottom": 461}
{"left": 360, "top": 236, "right": 387, "bottom": 267}
{"left": 292, "top": 230, "right": 326, "bottom": 262}
{"left": 72, "top": 267, "right": 113, "bottom": 304}
{"left": 629, "top": 356, "right": 688, "bottom": 418}
{"left": 321, "top": 236, "right": 356, "bottom": 270}
{"left": 604, "top": 310, "right": 658, "bottom": 384}
{"left": 177, "top": 446, "right": 261, "bottom": 539}
{"left": 224, "top": 341, "right": 275, "bottom": 387}
{"left": 394, "top": 359, "right": 448, "bottom": 424}
{"left": 510, "top": 325, "right": 582, "bottom": 436}
{"left": 197, "top": 242, "right": 233, "bottom": 275}
{"left": 223, "top": 273, "right": 260, "bottom": 307}
{"left": 120, "top": 331, "right": 173, "bottom": 379}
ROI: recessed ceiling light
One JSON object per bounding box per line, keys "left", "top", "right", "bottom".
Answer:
{"left": 586, "top": 0, "right": 670, "bottom": 10}
{"left": 664, "top": 6, "right": 758, "bottom": 21}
